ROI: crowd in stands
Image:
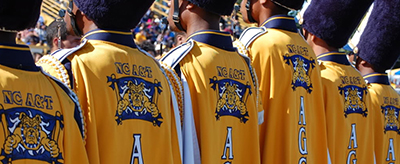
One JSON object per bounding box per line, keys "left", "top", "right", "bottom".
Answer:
{"left": 133, "top": 10, "right": 244, "bottom": 59}
{"left": 16, "top": 16, "right": 48, "bottom": 46}
{"left": 17, "top": 7, "right": 243, "bottom": 61}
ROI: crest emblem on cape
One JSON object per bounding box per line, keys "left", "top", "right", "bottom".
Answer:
{"left": 210, "top": 76, "right": 251, "bottom": 123}
{"left": 284, "top": 54, "right": 315, "bottom": 93}
{"left": 381, "top": 105, "right": 400, "bottom": 134}
{"left": 338, "top": 85, "right": 368, "bottom": 117}
{"left": 0, "top": 104, "right": 64, "bottom": 164}
{"left": 107, "top": 74, "right": 163, "bottom": 126}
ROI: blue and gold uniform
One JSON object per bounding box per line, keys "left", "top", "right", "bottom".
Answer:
{"left": 41, "top": 29, "right": 183, "bottom": 164}
{"left": 37, "top": 0, "right": 183, "bottom": 163}
{"left": 302, "top": 0, "right": 375, "bottom": 163}
{"left": 0, "top": 44, "right": 88, "bottom": 164}
{"left": 161, "top": 30, "right": 263, "bottom": 164}
{"left": 236, "top": 15, "right": 329, "bottom": 164}
{"left": 364, "top": 74, "right": 400, "bottom": 164}
{"left": 0, "top": 0, "right": 88, "bottom": 163}
{"left": 317, "top": 52, "right": 374, "bottom": 164}
{"left": 355, "top": 1, "right": 400, "bottom": 163}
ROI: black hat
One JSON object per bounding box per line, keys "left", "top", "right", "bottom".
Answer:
{"left": 302, "top": 0, "right": 373, "bottom": 48}
{"left": 0, "top": 0, "right": 43, "bottom": 31}
{"left": 188, "top": 0, "right": 236, "bottom": 15}
{"left": 271, "top": 0, "right": 304, "bottom": 10}
{"left": 74, "top": 0, "right": 155, "bottom": 30}
{"left": 357, "top": 0, "right": 400, "bottom": 71}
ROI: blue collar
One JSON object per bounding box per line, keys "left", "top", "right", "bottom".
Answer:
{"left": 317, "top": 52, "right": 351, "bottom": 65}
{"left": 82, "top": 29, "right": 137, "bottom": 48}
{"left": 0, "top": 43, "right": 39, "bottom": 71}
{"left": 363, "top": 73, "right": 390, "bottom": 85}
{"left": 187, "top": 30, "right": 236, "bottom": 51}
{"left": 261, "top": 15, "right": 298, "bottom": 33}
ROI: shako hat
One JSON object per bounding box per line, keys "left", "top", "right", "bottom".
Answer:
{"left": 74, "top": 0, "right": 155, "bottom": 30}
{"left": 357, "top": 0, "right": 400, "bottom": 71}
{"left": 302, "top": 0, "right": 373, "bottom": 48}
{"left": 0, "top": 0, "right": 43, "bottom": 31}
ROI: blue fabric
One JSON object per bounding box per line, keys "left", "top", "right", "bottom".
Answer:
{"left": 83, "top": 29, "right": 137, "bottom": 49}
{"left": 317, "top": 52, "right": 351, "bottom": 65}
{"left": 187, "top": 30, "right": 236, "bottom": 52}
{"left": 342, "top": 44, "right": 353, "bottom": 51}
{"left": 363, "top": 73, "right": 390, "bottom": 85}
{"left": 262, "top": 15, "right": 298, "bottom": 33}
{"left": 0, "top": 43, "right": 39, "bottom": 71}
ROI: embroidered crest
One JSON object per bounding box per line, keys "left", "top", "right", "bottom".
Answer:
{"left": 338, "top": 85, "right": 368, "bottom": 117}
{"left": 0, "top": 105, "right": 64, "bottom": 164}
{"left": 381, "top": 105, "right": 400, "bottom": 134}
{"left": 107, "top": 74, "right": 163, "bottom": 126}
{"left": 284, "top": 54, "right": 315, "bottom": 93}
{"left": 210, "top": 77, "right": 251, "bottom": 123}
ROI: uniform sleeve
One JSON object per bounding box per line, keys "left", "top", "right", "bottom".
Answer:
{"left": 71, "top": 57, "right": 101, "bottom": 164}
{"left": 251, "top": 66, "right": 264, "bottom": 125}
{"left": 365, "top": 86, "right": 377, "bottom": 158}
{"left": 59, "top": 93, "right": 90, "bottom": 164}
{"left": 247, "top": 38, "right": 276, "bottom": 150}
{"left": 46, "top": 75, "right": 89, "bottom": 164}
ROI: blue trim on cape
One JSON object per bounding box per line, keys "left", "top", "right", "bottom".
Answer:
{"left": 363, "top": 73, "right": 390, "bottom": 85}
{"left": 317, "top": 52, "right": 351, "bottom": 65}
{"left": 261, "top": 15, "right": 298, "bottom": 33}
{"left": 83, "top": 29, "right": 137, "bottom": 48}
{"left": 0, "top": 43, "right": 39, "bottom": 71}
{"left": 187, "top": 30, "right": 236, "bottom": 51}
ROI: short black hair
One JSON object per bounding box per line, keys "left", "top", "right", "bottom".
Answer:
{"left": 46, "top": 20, "right": 68, "bottom": 49}
{"left": 139, "top": 40, "right": 156, "bottom": 57}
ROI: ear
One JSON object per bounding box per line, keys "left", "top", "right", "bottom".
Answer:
{"left": 34, "top": 115, "right": 41, "bottom": 123}
{"left": 355, "top": 56, "right": 369, "bottom": 70}
{"left": 53, "top": 37, "right": 59, "bottom": 47}
{"left": 310, "top": 34, "right": 318, "bottom": 43}
{"left": 186, "top": 2, "right": 195, "bottom": 10}
{"left": 19, "top": 112, "right": 27, "bottom": 120}
{"left": 306, "top": 30, "right": 323, "bottom": 46}
{"left": 80, "top": 11, "right": 92, "bottom": 21}
{"left": 303, "top": 28, "right": 317, "bottom": 42}
{"left": 259, "top": 0, "right": 268, "bottom": 5}
{"left": 127, "top": 81, "right": 133, "bottom": 87}
{"left": 359, "top": 59, "right": 373, "bottom": 68}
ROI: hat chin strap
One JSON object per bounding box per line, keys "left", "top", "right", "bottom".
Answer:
{"left": 173, "top": 0, "right": 186, "bottom": 32}
{"left": 68, "top": 1, "right": 83, "bottom": 36}
{"left": 271, "top": 0, "right": 296, "bottom": 11}
{"left": 70, "top": 15, "right": 83, "bottom": 36}
{"left": 246, "top": 0, "right": 257, "bottom": 23}
{"left": 0, "top": 27, "right": 18, "bottom": 33}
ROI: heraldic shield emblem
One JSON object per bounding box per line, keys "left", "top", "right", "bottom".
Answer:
{"left": 381, "top": 105, "right": 400, "bottom": 134}
{"left": 338, "top": 85, "right": 368, "bottom": 117}
{"left": 284, "top": 54, "right": 315, "bottom": 93}
{"left": 107, "top": 74, "right": 163, "bottom": 126}
{"left": 0, "top": 104, "right": 64, "bottom": 164}
{"left": 210, "top": 76, "right": 251, "bottom": 123}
